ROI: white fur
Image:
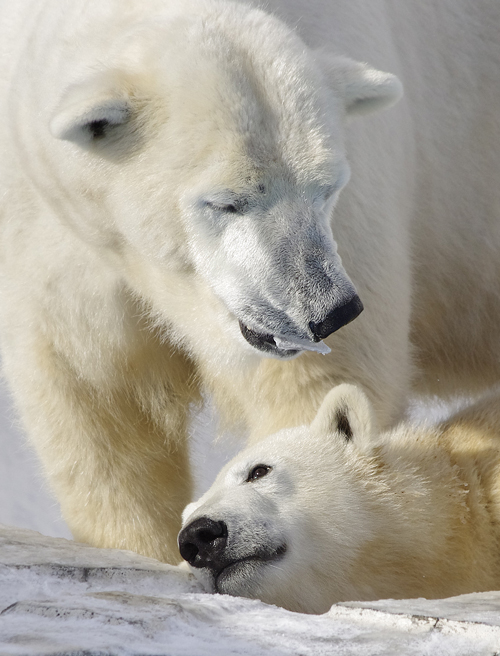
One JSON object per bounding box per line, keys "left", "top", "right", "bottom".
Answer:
{"left": 182, "top": 385, "right": 500, "bottom": 614}
{"left": 0, "top": 0, "right": 499, "bottom": 560}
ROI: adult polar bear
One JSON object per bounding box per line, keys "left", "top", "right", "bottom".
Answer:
{"left": 1, "top": 0, "right": 499, "bottom": 561}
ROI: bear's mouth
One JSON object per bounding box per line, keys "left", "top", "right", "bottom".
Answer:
{"left": 238, "top": 322, "right": 298, "bottom": 357}
{"left": 214, "top": 544, "right": 287, "bottom": 594}
{"left": 238, "top": 321, "right": 330, "bottom": 358}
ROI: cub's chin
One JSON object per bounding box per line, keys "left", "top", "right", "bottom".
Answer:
{"left": 214, "top": 546, "right": 288, "bottom": 597}
{"left": 214, "top": 558, "right": 265, "bottom": 595}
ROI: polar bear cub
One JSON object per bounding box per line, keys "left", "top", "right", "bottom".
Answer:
{"left": 179, "top": 385, "right": 500, "bottom": 614}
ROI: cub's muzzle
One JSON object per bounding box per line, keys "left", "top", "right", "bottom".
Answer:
{"left": 179, "top": 515, "right": 287, "bottom": 594}
{"left": 178, "top": 516, "right": 228, "bottom": 570}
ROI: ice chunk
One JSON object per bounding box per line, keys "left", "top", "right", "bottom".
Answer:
{"left": 274, "top": 334, "right": 331, "bottom": 354}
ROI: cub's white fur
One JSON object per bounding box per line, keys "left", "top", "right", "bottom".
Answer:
{"left": 0, "top": 0, "right": 499, "bottom": 560}
{"left": 181, "top": 385, "right": 500, "bottom": 614}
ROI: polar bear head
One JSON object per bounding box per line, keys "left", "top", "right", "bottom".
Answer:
{"left": 179, "top": 384, "right": 379, "bottom": 614}
{"left": 41, "top": 1, "right": 402, "bottom": 360}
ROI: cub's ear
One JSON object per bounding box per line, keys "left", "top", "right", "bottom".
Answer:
{"left": 315, "top": 52, "right": 403, "bottom": 117}
{"left": 311, "top": 384, "right": 374, "bottom": 451}
{"left": 50, "top": 71, "right": 132, "bottom": 144}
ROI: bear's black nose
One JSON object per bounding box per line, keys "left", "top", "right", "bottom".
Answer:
{"left": 178, "top": 517, "right": 228, "bottom": 569}
{"left": 309, "top": 294, "right": 363, "bottom": 340}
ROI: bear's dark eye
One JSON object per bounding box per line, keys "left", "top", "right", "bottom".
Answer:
{"left": 246, "top": 464, "right": 272, "bottom": 482}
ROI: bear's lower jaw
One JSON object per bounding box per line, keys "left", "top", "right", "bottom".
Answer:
{"left": 213, "top": 545, "right": 287, "bottom": 595}
{"left": 214, "top": 557, "right": 260, "bottom": 594}
{"left": 238, "top": 321, "right": 300, "bottom": 359}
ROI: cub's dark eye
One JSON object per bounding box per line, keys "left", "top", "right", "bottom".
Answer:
{"left": 246, "top": 464, "right": 272, "bottom": 482}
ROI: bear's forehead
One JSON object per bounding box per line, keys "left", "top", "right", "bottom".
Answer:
{"left": 168, "top": 56, "right": 332, "bottom": 165}
{"left": 117, "top": 11, "right": 341, "bottom": 177}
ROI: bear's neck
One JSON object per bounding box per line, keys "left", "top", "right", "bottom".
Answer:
{"left": 346, "top": 423, "right": 500, "bottom": 601}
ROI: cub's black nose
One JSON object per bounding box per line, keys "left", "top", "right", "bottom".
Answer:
{"left": 178, "top": 517, "right": 228, "bottom": 569}
{"left": 309, "top": 294, "right": 363, "bottom": 340}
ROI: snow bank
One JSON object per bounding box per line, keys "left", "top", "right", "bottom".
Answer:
{"left": 1, "top": 525, "right": 499, "bottom": 656}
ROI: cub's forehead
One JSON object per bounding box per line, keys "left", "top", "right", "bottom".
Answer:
{"left": 220, "top": 425, "right": 308, "bottom": 479}
{"left": 182, "top": 423, "right": 338, "bottom": 523}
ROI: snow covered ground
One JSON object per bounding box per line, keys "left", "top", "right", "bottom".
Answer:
{"left": 1, "top": 380, "right": 500, "bottom": 655}
{"left": 1, "top": 525, "right": 500, "bottom": 656}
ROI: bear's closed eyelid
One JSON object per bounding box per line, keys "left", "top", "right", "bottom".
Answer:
{"left": 204, "top": 197, "right": 249, "bottom": 214}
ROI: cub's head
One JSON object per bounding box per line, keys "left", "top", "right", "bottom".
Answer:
{"left": 179, "top": 384, "right": 377, "bottom": 614}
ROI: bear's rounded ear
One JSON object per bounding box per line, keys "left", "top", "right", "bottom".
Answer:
{"left": 50, "top": 72, "right": 132, "bottom": 144}
{"left": 311, "top": 384, "right": 374, "bottom": 452}
{"left": 315, "top": 52, "right": 403, "bottom": 118}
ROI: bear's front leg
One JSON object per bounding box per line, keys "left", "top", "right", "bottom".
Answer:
{"left": 2, "top": 327, "right": 199, "bottom": 563}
